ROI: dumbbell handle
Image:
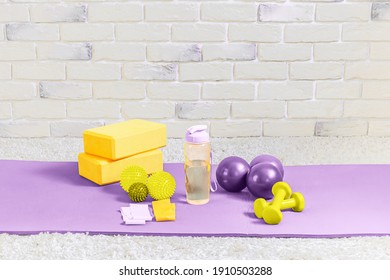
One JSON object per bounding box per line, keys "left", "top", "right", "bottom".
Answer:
{"left": 267, "top": 198, "right": 297, "bottom": 210}
{"left": 270, "top": 188, "right": 286, "bottom": 208}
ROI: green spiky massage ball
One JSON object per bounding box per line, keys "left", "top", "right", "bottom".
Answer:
{"left": 147, "top": 171, "right": 176, "bottom": 200}
{"left": 120, "top": 165, "right": 148, "bottom": 193}
{"left": 128, "top": 183, "right": 149, "bottom": 202}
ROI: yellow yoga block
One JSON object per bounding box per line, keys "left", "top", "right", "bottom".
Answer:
{"left": 152, "top": 199, "right": 176, "bottom": 222}
{"left": 83, "top": 119, "right": 167, "bottom": 160}
{"left": 78, "top": 149, "right": 163, "bottom": 186}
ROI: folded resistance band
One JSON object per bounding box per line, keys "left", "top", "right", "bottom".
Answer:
{"left": 0, "top": 160, "right": 389, "bottom": 237}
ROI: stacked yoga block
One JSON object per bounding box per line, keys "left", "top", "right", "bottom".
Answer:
{"left": 78, "top": 119, "right": 166, "bottom": 185}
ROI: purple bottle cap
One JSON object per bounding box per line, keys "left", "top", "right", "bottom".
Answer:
{"left": 185, "top": 125, "right": 210, "bottom": 144}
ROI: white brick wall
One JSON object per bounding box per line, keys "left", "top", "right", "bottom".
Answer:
{"left": 0, "top": 42, "right": 36, "bottom": 60}
{"left": 94, "top": 82, "right": 145, "bottom": 100}
{"left": 0, "top": 82, "right": 36, "bottom": 100}
{"left": 13, "top": 62, "right": 65, "bottom": 80}
{"left": 258, "top": 4, "right": 314, "bottom": 22}
{"left": 37, "top": 43, "right": 91, "bottom": 60}
{"left": 259, "top": 43, "right": 312, "bottom": 61}
{"left": 0, "top": 103, "right": 12, "bottom": 119}
{"left": 148, "top": 83, "right": 200, "bottom": 101}
{"left": 40, "top": 82, "right": 92, "bottom": 99}
{"left": 146, "top": 3, "right": 199, "bottom": 22}
{"left": 122, "top": 102, "right": 175, "bottom": 119}
{"left": 88, "top": 3, "right": 142, "bottom": 22}
{"left": 93, "top": 43, "right": 145, "bottom": 61}
{"left": 202, "top": 3, "right": 257, "bottom": 22}
{"left": 232, "top": 101, "right": 285, "bottom": 118}
{"left": 13, "top": 101, "right": 66, "bottom": 119}
{"left": 147, "top": 44, "right": 201, "bottom": 62}
{"left": 0, "top": 1, "right": 389, "bottom": 137}
{"left": 172, "top": 24, "right": 226, "bottom": 42}
{"left": 30, "top": 4, "right": 87, "bottom": 23}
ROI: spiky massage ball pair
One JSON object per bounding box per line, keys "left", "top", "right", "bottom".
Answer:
{"left": 120, "top": 166, "right": 176, "bottom": 203}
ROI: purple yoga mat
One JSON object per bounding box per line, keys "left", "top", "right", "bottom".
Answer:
{"left": 0, "top": 160, "right": 389, "bottom": 237}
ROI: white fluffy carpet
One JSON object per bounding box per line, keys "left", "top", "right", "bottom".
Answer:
{"left": 1, "top": 137, "right": 390, "bottom": 260}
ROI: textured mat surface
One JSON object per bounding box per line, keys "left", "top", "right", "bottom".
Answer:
{"left": 0, "top": 160, "right": 389, "bottom": 237}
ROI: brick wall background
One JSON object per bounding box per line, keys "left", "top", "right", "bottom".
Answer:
{"left": 0, "top": 1, "right": 389, "bottom": 138}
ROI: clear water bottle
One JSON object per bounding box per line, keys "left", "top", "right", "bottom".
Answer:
{"left": 184, "top": 125, "right": 211, "bottom": 205}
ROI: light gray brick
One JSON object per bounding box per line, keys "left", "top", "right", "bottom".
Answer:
{"left": 290, "top": 62, "right": 343, "bottom": 80}
{"left": 162, "top": 121, "right": 210, "bottom": 138}
{"left": 50, "top": 121, "right": 105, "bottom": 137}
{"left": 345, "top": 62, "right": 390, "bottom": 80}
{"left": 67, "top": 63, "right": 121, "bottom": 81}
{"left": 147, "top": 44, "right": 201, "bottom": 62}
{"left": 88, "top": 3, "right": 143, "bottom": 22}
{"left": 180, "top": 63, "right": 232, "bottom": 82}
{"left": 6, "top": 23, "right": 59, "bottom": 41}
{"left": 30, "top": 4, "right": 87, "bottom": 22}
{"left": 371, "top": 43, "right": 390, "bottom": 60}
{"left": 285, "top": 24, "right": 339, "bottom": 43}
{"left": 93, "top": 43, "right": 145, "bottom": 61}
{"left": 116, "top": 24, "right": 170, "bottom": 42}
{"left": 344, "top": 100, "right": 390, "bottom": 118}
{"left": 372, "top": 3, "right": 390, "bottom": 21}
{"left": 0, "top": 25, "right": 4, "bottom": 40}
{"left": 317, "top": 81, "right": 362, "bottom": 99}
{"left": 202, "top": 44, "right": 256, "bottom": 61}
{"left": 0, "top": 103, "right": 12, "bottom": 119}
{"left": 258, "top": 4, "right": 314, "bottom": 22}
{"left": 232, "top": 101, "right": 285, "bottom": 118}
{"left": 61, "top": 23, "right": 114, "bottom": 41}
{"left": 258, "top": 43, "right": 312, "bottom": 61}
{"left": 229, "top": 24, "right": 281, "bottom": 42}
{"left": 13, "top": 101, "right": 66, "bottom": 119}
{"left": 315, "top": 120, "right": 368, "bottom": 136}
{"left": 316, "top": 3, "right": 370, "bottom": 22}
{"left": 258, "top": 81, "right": 313, "bottom": 100}
{"left": 146, "top": 3, "right": 198, "bottom": 22}
{"left": 0, "top": 63, "right": 11, "bottom": 80}
{"left": 122, "top": 102, "right": 175, "bottom": 119}
{"left": 211, "top": 120, "right": 262, "bottom": 137}
{"left": 177, "top": 102, "right": 230, "bottom": 119}
{"left": 314, "top": 43, "right": 369, "bottom": 61}
{"left": 0, "top": 4, "right": 29, "bottom": 22}
{"left": 343, "top": 23, "right": 390, "bottom": 41}
{"left": 67, "top": 101, "right": 121, "bottom": 119}
{"left": 264, "top": 121, "right": 315, "bottom": 136}
{"left": 13, "top": 62, "right": 65, "bottom": 80}
{"left": 202, "top": 3, "right": 257, "bottom": 22}
{"left": 93, "top": 82, "right": 145, "bottom": 100}
{"left": 0, "top": 82, "right": 36, "bottom": 100}
{"left": 147, "top": 83, "right": 200, "bottom": 100}
{"left": 124, "top": 63, "right": 177, "bottom": 81}
{"left": 363, "top": 81, "right": 390, "bottom": 99}
{"left": 202, "top": 83, "right": 255, "bottom": 100}
{"left": 369, "top": 121, "right": 390, "bottom": 136}
{"left": 0, "top": 122, "right": 50, "bottom": 138}
{"left": 172, "top": 23, "right": 226, "bottom": 42}
{"left": 288, "top": 101, "right": 343, "bottom": 118}
{"left": 0, "top": 43, "right": 36, "bottom": 60}
{"left": 40, "top": 82, "right": 92, "bottom": 99}
{"left": 37, "top": 43, "right": 91, "bottom": 60}
{"left": 235, "top": 62, "right": 287, "bottom": 80}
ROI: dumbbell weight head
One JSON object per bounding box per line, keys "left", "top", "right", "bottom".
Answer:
{"left": 272, "top": 181, "right": 292, "bottom": 198}
{"left": 291, "top": 192, "right": 305, "bottom": 212}
{"left": 253, "top": 198, "right": 267, "bottom": 219}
